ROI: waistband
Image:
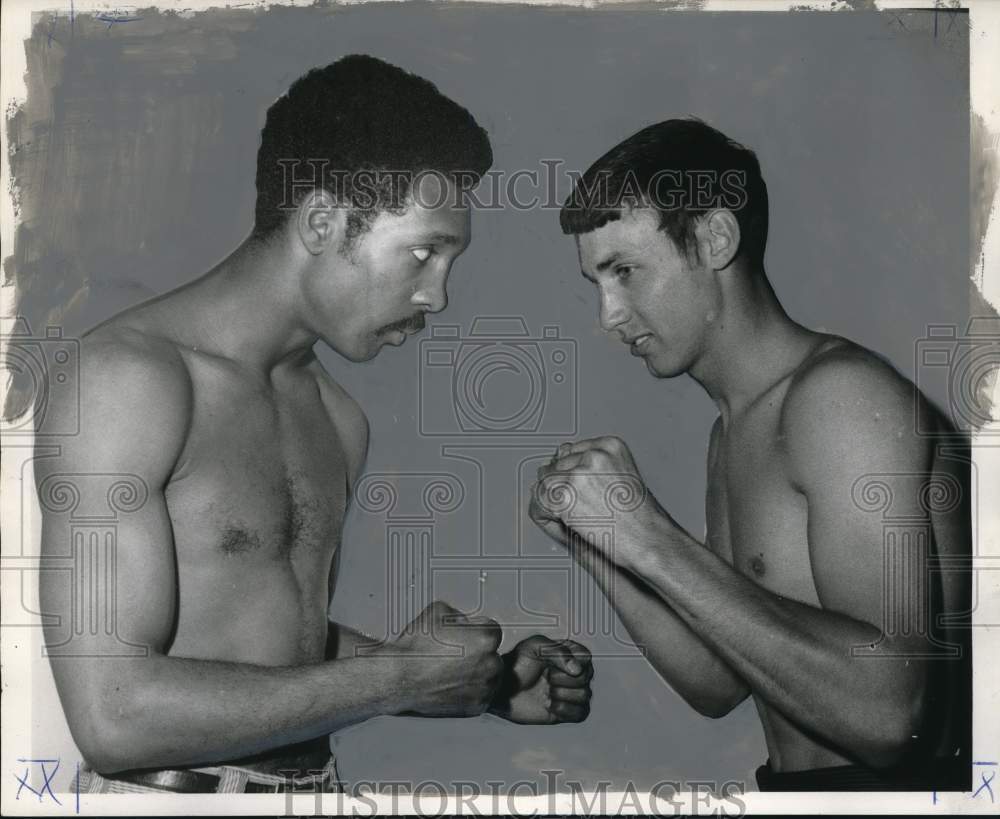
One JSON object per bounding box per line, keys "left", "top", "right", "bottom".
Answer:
{"left": 755, "top": 756, "right": 970, "bottom": 792}
{"left": 82, "top": 749, "right": 340, "bottom": 794}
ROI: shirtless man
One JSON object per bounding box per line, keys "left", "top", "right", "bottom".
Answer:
{"left": 37, "top": 55, "right": 592, "bottom": 795}
{"left": 530, "top": 118, "right": 970, "bottom": 791}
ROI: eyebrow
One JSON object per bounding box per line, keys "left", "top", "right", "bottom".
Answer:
{"left": 594, "top": 252, "right": 621, "bottom": 272}
{"left": 423, "top": 232, "right": 463, "bottom": 247}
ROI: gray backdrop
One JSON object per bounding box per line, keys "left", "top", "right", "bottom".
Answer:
{"left": 8, "top": 4, "right": 969, "bottom": 791}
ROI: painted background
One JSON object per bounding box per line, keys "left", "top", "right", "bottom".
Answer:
{"left": 6, "top": 4, "right": 970, "bottom": 790}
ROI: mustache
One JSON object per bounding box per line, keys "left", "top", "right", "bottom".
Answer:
{"left": 378, "top": 313, "right": 426, "bottom": 336}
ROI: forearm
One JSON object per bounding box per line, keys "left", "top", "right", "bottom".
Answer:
{"left": 626, "top": 523, "right": 926, "bottom": 765}
{"left": 58, "top": 651, "right": 403, "bottom": 774}
{"left": 573, "top": 543, "right": 748, "bottom": 717}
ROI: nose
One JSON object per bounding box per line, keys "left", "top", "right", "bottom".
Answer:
{"left": 412, "top": 269, "right": 449, "bottom": 314}
{"left": 599, "top": 288, "right": 629, "bottom": 333}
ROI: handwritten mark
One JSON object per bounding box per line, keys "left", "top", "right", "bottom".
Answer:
{"left": 886, "top": 11, "right": 909, "bottom": 32}
{"left": 94, "top": 11, "right": 143, "bottom": 31}
{"left": 14, "top": 758, "right": 62, "bottom": 806}
{"left": 933, "top": 3, "right": 965, "bottom": 40}
{"left": 973, "top": 770, "right": 996, "bottom": 803}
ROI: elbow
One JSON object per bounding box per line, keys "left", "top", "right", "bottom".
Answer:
{"left": 852, "top": 684, "right": 927, "bottom": 771}
{"left": 72, "top": 716, "right": 135, "bottom": 775}
{"left": 69, "top": 689, "right": 156, "bottom": 774}
{"left": 697, "top": 702, "right": 738, "bottom": 720}
{"left": 691, "top": 686, "right": 750, "bottom": 720}
{"left": 854, "top": 734, "right": 915, "bottom": 772}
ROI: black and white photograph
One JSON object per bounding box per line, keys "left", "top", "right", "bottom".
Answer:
{"left": 1, "top": 0, "right": 997, "bottom": 814}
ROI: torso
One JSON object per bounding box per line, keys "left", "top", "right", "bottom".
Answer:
{"left": 163, "top": 351, "right": 349, "bottom": 667}
{"left": 705, "top": 335, "right": 969, "bottom": 772}
{"left": 706, "top": 346, "right": 833, "bottom": 770}
{"left": 85, "top": 304, "right": 363, "bottom": 771}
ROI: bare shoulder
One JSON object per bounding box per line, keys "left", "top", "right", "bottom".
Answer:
{"left": 57, "top": 324, "right": 193, "bottom": 474}
{"left": 779, "top": 338, "right": 934, "bottom": 485}
{"left": 309, "top": 363, "right": 370, "bottom": 486}
{"left": 80, "top": 323, "right": 192, "bottom": 408}
{"left": 782, "top": 338, "right": 920, "bottom": 430}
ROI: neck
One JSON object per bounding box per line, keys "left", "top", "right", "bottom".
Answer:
{"left": 687, "top": 267, "right": 820, "bottom": 424}
{"left": 169, "top": 234, "right": 319, "bottom": 374}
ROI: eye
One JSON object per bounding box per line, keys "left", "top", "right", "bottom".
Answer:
{"left": 411, "top": 247, "right": 433, "bottom": 263}
{"left": 615, "top": 265, "right": 635, "bottom": 281}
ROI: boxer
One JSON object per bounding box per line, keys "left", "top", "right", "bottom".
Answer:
{"left": 38, "top": 55, "right": 592, "bottom": 795}
{"left": 530, "top": 118, "right": 970, "bottom": 791}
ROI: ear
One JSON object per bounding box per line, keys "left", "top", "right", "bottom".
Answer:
{"left": 696, "top": 210, "right": 741, "bottom": 271}
{"left": 295, "top": 188, "right": 345, "bottom": 256}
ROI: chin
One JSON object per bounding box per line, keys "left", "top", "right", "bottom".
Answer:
{"left": 360, "top": 342, "right": 385, "bottom": 362}
{"left": 643, "top": 354, "right": 686, "bottom": 379}
{"left": 327, "top": 338, "right": 379, "bottom": 363}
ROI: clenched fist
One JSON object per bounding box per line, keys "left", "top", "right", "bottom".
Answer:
{"left": 380, "top": 601, "right": 504, "bottom": 718}
{"left": 489, "top": 636, "right": 593, "bottom": 724}
{"left": 529, "top": 436, "right": 669, "bottom": 571}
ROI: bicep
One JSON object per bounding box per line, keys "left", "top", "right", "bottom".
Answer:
{"left": 40, "top": 484, "right": 178, "bottom": 658}
{"left": 38, "top": 468, "right": 179, "bottom": 748}
{"left": 802, "top": 481, "right": 896, "bottom": 628}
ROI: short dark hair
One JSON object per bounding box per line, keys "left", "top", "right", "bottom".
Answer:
{"left": 253, "top": 55, "right": 493, "bottom": 239}
{"left": 559, "top": 118, "right": 768, "bottom": 266}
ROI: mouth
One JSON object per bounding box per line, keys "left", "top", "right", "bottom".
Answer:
{"left": 380, "top": 314, "right": 426, "bottom": 347}
{"left": 628, "top": 334, "right": 653, "bottom": 356}
{"left": 405, "top": 314, "right": 427, "bottom": 335}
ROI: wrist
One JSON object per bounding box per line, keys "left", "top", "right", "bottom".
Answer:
{"left": 622, "top": 505, "right": 680, "bottom": 575}
{"left": 486, "top": 651, "right": 517, "bottom": 720}
{"left": 366, "top": 645, "right": 414, "bottom": 716}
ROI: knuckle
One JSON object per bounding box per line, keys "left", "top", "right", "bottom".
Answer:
{"left": 485, "top": 654, "right": 504, "bottom": 678}
{"left": 470, "top": 629, "right": 494, "bottom": 654}
{"left": 482, "top": 618, "right": 502, "bottom": 645}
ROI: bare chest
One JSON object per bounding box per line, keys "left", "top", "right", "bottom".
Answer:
{"left": 166, "top": 364, "right": 348, "bottom": 567}
{"left": 706, "top": 403, "right": 820, "bottom": 605}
